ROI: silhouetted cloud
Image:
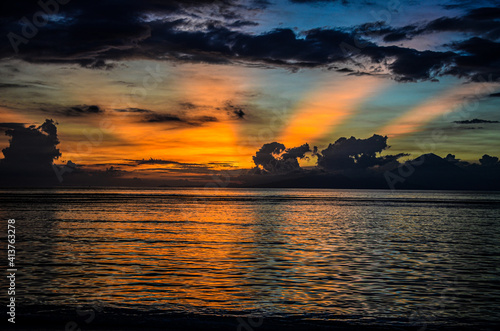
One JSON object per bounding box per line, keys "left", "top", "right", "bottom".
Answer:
{"left": 2, "top": 123, "right": 500, "bottom": 189}
{"left": 453, "top": 118, "right": 499, "bottom": 124}
{"left": 0, "top": 119, "right": 61, "bottom": 184}
{"left": 444, "top": 153, "right": 471, "bottom": 167}
{"left": 479, "top": 154, "right": 499, "bottom": 166}
{"left": 316, "top": 134, "right": 406, "bottom": 170}
{"left": 143, "top": 112, "right": 218, "bottom": 125}
{"left": 252, "top": 142, "right": 310, "bottom": 174}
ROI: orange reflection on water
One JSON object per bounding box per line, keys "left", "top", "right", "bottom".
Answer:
{"left": 11, "top": 188, "right": 492, "bottom": 320}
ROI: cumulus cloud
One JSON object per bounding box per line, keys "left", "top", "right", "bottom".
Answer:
{"left": 252, "top": 142, "right": 310, "bottom": 173}
{"left": 0, "top": 119, "right": 61, "bottom": 183}
{"left": 316, "top": 134, "right": 406, "bottom": 171}
{"left": 479, "top": 154, "right": 500, "bottom": 166}
{"left": 444, "top": 153, "right": 471, "bottom": 168}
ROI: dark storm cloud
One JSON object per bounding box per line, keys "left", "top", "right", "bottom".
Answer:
{"left": 1, "top": 1, "right": 500, "bottom": 82}
{"left": 316, "top": 134, "right": 406, "bottom": 170}
{"left": 0, "top": 0, "right": 249, "bottom": 64}
{"left": 252, "top": 142, "right": 310, "bottom": 174}
{"left": 453, "top": 118, "right": 499, "bottom": 124}
{"left": 0, "top": 119, "right": 61, "bottom": 184}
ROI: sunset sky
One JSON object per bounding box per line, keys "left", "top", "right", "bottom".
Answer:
{"left": 1, "top": 0, "right": 500, "bottom": 182}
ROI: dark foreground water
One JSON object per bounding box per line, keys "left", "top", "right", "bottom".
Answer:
{"left": 0, "top": 188, "right": 499, "bottom": 330}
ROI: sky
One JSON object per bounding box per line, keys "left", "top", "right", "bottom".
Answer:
{"left": 0, "top": 0, "right": 500, "bottom": 185}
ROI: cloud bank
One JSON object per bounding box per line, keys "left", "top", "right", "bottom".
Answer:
{"left": 1, "top": 1, "right": 500, "bottom": 82}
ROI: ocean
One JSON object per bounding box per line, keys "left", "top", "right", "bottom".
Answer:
{"left": 1, "top": 188, "right": 499, "bottom": 330}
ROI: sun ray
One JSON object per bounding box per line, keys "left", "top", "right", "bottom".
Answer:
{"left": 278, "top": 76, "right": 384, "bottom": 147}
